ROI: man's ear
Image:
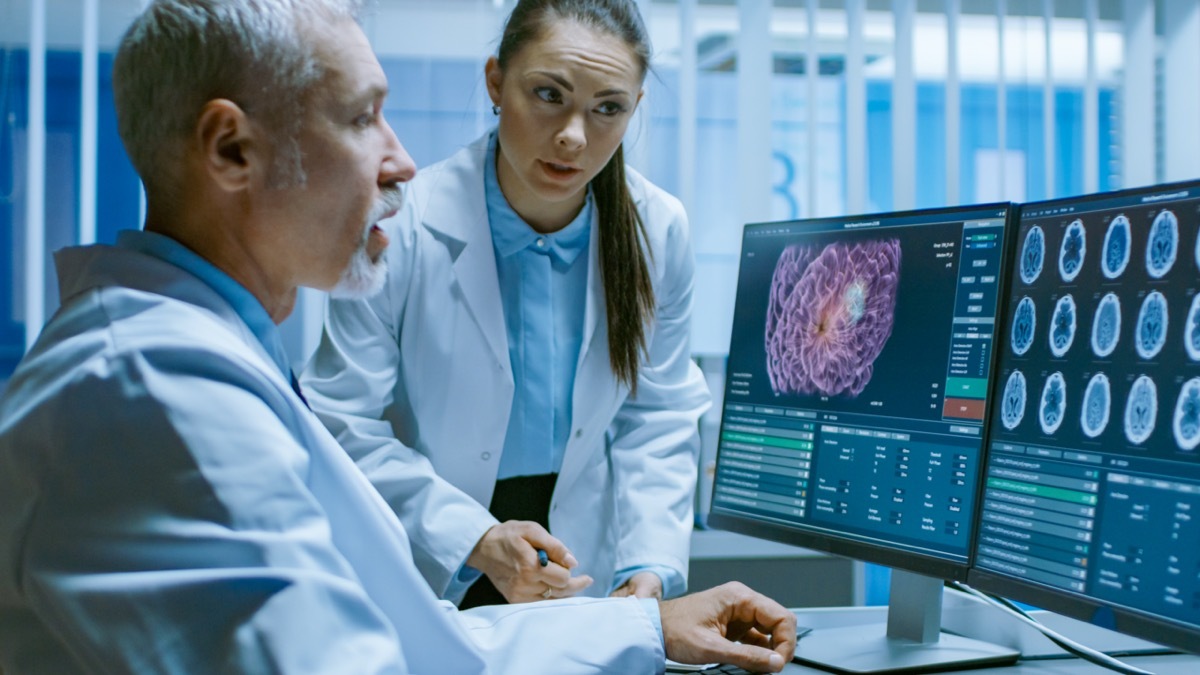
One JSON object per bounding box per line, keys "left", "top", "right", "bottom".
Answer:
{"left": 194, "top": 99, "right": 260, "bottom": 192}
{"left": 485, "top": 56, "right": 503, "bottom": 107}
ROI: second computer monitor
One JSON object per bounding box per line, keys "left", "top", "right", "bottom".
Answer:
{"left": 971, "top": 180, "right": 1200, "bottom": 655}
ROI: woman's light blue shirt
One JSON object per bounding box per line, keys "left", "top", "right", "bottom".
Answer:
{"left": 482, "top": 134, "right": 682, "bottom": 598}
{"left": 485, "top": 133, "right": 591, "bottom": 481}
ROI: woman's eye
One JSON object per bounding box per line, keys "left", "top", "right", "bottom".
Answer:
{"left": 354, "top": 113, "right": 375, "bottom": 128}
{"left": 534, "top": 87, "right": 562, "bottom": 104}
{"left": 595, "top": 101, "right": 625, "bottom": 116}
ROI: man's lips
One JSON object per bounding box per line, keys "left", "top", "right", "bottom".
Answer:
{"left": 367, "top": 224, "right": 390, "bottom": 260}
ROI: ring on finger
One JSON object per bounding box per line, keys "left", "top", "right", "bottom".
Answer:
{"left": 542, "top": 585, "right": 553, "bottom": 599}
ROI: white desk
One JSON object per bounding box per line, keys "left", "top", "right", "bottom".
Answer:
{"left": 782, "top": 591, "right": 1199, "bottom": 674}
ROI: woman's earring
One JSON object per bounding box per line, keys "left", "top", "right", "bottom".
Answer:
{"left": 492, "top": 104, "right": 501, "bottom": 116}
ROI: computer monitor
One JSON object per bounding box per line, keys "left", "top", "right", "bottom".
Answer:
{"left": 707, "top": 203, "right": 1019, "bottom": 673}
{"left": 970, "top": 180, "right": 1200, "bottom": 656}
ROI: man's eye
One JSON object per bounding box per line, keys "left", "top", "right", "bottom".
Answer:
{"left": 534, "top": 87, "right": 562, "bottom": 103}
{"left": 354, "top": 113, "right": 375, "bottom": 128}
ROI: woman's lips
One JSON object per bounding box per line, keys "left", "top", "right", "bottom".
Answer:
{"left": 540, "top": 160, "right": 582, "bottom": 180}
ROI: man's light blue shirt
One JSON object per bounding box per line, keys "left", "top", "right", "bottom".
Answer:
{"left": 117, "top": 230, "right": 292, "bottom": 383}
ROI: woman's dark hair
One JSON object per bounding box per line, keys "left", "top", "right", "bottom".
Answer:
{"left": 497, "top": 0, "right": 655, "bottom": 393}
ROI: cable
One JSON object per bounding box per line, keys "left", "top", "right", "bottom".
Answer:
{"left": 949, "top": 581, "right": 1157, "bottom": 675}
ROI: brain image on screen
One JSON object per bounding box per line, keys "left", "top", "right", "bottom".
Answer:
{"left": 764, "top": 239, "right": 901, "bottom": 397}
{"left": 1020, "top": 226, "right": 1045, "bottom": 284}
{"left": 1040, "top": 372, "right": 1067, "bottom": 435}
{"left": 1091, "top": 293, "right": 1122, "bottom": 359}
{"left": 1011, "top": 297, "right": 1036, "bottom": 356}
{"left": 1049, "top": 294, "right": 1077, "bottom": 358}
{"left": 1135, "top": 291, "right": 1168, "bottom": 360}
{"left": 1175, "top": 378, "right": 1200, "bottom": 452}
{"left": 1146, "top": 210, "right": 1178, "bottom": 279}
{"left": 1081, "top": 372, "right": 1111, "bottom": 438}
{"left": 1124, "top": 375, "right": 1158, "bottom": 445}
{"left": 1059, "top": 219, "right": 1086, "bottom": 283}
{"left": 1186, "top": 294, "right": 1200, "bottom": 362}
{"left": 1001, "top": 370, "right": 1027, "bottom": 430}
{"left": 1102, "top": 215, "right": 1131, "bottom": 279}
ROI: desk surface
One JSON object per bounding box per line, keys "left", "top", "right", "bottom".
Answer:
{"left": 779, "top": 652, "right": 1198, "bottom": 674}
{"left": 783, "top": 597, "right": 1200, "bottom": 675}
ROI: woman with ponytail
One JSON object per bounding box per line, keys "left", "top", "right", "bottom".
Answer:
{"left": 303, "top": 0, "right": 710, "bottom": 610}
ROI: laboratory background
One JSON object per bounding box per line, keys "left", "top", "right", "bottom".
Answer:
{"left": 3, "top": 0, "right": 1199, "bottom": 608}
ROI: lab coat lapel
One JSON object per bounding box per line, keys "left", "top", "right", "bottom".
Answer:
{"left": 558, "top": 208, "right": 623, "bottom": 492}
{"left": 419, "top": 138, "right": 509, "bottom": 369}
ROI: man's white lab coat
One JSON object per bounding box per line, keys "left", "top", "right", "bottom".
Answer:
{"left": 0, "top": 244, "right": 664, "bottom": 673}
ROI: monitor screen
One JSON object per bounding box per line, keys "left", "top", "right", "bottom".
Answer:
{"left": 707, "top": 203, "right": 1019, "bottom": 673}
{"left": 970, "top": 180, "right": 1200, "bottom": 656}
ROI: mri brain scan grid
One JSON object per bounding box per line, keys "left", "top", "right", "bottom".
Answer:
{"left": 1005, "top": 206, "right": 1198, "bottom": 453}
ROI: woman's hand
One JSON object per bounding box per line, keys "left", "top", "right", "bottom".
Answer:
{"left": 609, "top": 571, "right": 663, "bottom": 599}
{"left": 466, "top": 520, "right": 594, "bottom": 602}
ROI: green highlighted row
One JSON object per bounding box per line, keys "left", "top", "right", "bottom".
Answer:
{"left": 988, "top": 478, "right": 1098, "bottom": 506}
{"left": 723, "top": 431, "right": 814, "bottom": 451}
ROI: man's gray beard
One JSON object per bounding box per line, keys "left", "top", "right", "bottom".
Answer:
{"left": 330, "top": 189, "right": 404, "bottom": 300}
{"left": 329, "top": 240, "right": 386, "bottom": 299}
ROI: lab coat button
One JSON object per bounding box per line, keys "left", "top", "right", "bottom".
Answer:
{"left": 481, "top": 452, "right": 491, "bottom": 461}
{"left": 574, "top": 429, "right": 582, "bottom": 438}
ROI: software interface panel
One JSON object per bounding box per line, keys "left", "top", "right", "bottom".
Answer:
{"left": 711, "top": 206, "right": 1010, "bottom": 565}
{"left": 979, "top": 185, "right": 1200, "bottom": 627}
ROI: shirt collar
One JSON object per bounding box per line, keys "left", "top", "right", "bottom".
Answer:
{"left": 484, "top": 131, "right": 591, "bottom": 265}
{"left": 116, "top": 229, "right": 293, "bottom": 380}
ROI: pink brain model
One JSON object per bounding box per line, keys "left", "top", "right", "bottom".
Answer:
{"left": 765, "top": 239, "right": 901, "bottom": 397}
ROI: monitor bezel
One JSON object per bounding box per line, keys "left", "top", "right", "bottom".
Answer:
{"left": 707, "top": 201, "right": 1019, "bottom": 585}
{"left": 968, "top": 178, "right": 1200, "bottom": 656}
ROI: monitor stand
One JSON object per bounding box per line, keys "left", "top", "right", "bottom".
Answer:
{"left": 793, "top": 569, "right": 1020, "bottom": 674}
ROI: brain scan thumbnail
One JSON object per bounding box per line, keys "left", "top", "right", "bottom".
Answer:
{"left": 1091, "top": 293, "right": 1122, "bottom": 359}
{"left": 1040, "top": 372, "right": 1067, "bottom": 435}
{"left": 1102, "top": 215, "right": 1131, "bottom": 279}
{"left": 1058, "top": 219, "right": 1086, "bottom": 283}
{"left": 1146, "top": 210, "right": 1178, "bottom": 279}
{"left": 1175, "top": 378, "right": 1200, "bottom": 452}
{"left": 1001, "top": 370, "right": 1027, "bottom": 430}
{"left": 1188, "top": 294, "right": 1200, "bottom": 362}
{"left": 1011, "top": 297, "right": 1036, "bottom": 357}
{"left": 1135, "top": 291, "right": 1168, "bottom": 360}
{"left": 1049, "top": 294, "right": 1077, "bottom": 358}
{"left": 1081, "top": 372, "right": 1111, "bottom": 438}
{"left": 1124, "top": 375, "right": 1158, "bottom": 445}
{"left": 765, "top": 238, "right": 901, "bottom": 398}
{"left": 1020, "top": 226, "right": 1045, "bottom": 285}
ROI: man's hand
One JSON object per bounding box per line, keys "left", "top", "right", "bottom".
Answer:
{"left": 466, "top": 520, "right": 593, "bottom": 603}
{"left": 610, "top": 571, "right": 663, "bottom": 599}
{"left": 659, "top": 582, "right": 797, "bottom": 673}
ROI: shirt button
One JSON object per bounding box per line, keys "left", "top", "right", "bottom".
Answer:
{"left": 481, "top": 452, "right": 491, "bottom": 461}
{"left": 574, "top": 429, "right": 583, "bottom": 438}
{"left": 535, "top": 237, "right": 546, "bottom": 249}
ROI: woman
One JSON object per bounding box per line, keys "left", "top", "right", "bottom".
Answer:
{"left": 302, "top": 0, "right": 710, "bottom": 609}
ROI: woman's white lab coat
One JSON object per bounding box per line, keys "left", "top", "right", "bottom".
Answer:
{"left": 302, "top": 134, "right": 712, "bottom": 599}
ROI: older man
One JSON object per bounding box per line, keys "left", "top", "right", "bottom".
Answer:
{"left": 0, "top": 0, "right": 795, "bottom": 672}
